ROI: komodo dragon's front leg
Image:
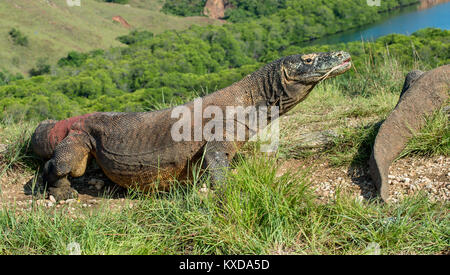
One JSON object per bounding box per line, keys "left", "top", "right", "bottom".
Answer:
{"left": 202, "top": 141, "right": 235, "bottom": 194}
{"left": 43, "top": 132, "right": 91, "bottom": 201}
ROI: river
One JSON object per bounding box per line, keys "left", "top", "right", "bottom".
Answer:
{"left": 304, "top": 1, "right": 450, "bottom": 46}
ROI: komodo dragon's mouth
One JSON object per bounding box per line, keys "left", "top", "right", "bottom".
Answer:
{"left": 341, "top": 57, "right": 352, "bottom": 65}
{"left": 333, "top": 57, "right": 352, "bottom": 71}
{"left": 339, "top": 57, "right": 352, "bottom": 70}
{"left": 317, "top": 57, "right": 352, "bottom": 81}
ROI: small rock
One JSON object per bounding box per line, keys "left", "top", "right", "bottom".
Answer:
{"left": 198, "top": 184, "right": 214, "bottom": 200}
{"left": 0, "top": 143, "right": 7, "bottom": 153}
{"left": 67, "top": 242, "right": 81, "bottom": 255}
{"left": 49, "top": 195, "right": 56, "bottom": 203}
{"left": 88, "top": 179, "right": 105, "bottom": 190}
{"left": 365, "top": 242, "right": 381, "bottom": 255}
{"left": 35, "top": 199, "right": 46, "bottom": 206}
{"left": 401, "top": 178, "right": 411, "bottom": 184}
{"left": 295, "top": 129, "right": 338, "bottom": 149}
{"left": 95, "top": 182, "right": 104, "bottom": 190}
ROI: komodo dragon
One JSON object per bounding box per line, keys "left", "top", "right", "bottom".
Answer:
{"left": 32, "top": 51, "right": 352, "bottom": 201}
{"left": 369, "top": 65, "right": 449, "bottom": 202}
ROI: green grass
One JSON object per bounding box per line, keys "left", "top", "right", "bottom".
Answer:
{"left": 0, "top": 0, "right": 218, "bottom": 75}
{"left": 0, "top": 153, "right": 448, "bottom": 255}
{"left": 399, "top": 109, "right": 450, "bottom": 159}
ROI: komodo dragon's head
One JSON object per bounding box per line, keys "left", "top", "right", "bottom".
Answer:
{"left": 257, "top": 51, "right": 352, "bottom": 114}
{"left": 282, "top": 51, "right": 352, "bottom": 84}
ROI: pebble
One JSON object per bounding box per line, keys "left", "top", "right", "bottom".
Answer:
{"left": 88, "top": 179, "right": 105, "bottom": 190}
{"left": 49, "top": 195, "right": 56, "bottom": 203}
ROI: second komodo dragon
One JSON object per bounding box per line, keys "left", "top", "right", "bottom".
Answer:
{"left": 32, "top": 52, "right": 352, "bottom": 201}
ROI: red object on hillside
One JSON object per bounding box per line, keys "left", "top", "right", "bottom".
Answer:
{"left": 112, "top": 16, "right": 131, "bottom": 28}
{"left": 203, "top": 0, "right": 231, "bottom": 19}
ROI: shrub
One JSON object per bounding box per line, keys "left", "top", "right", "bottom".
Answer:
{"left": 102, "top": 0, "right": 129, "bottom": 4}
{"left": 8, "top": 28, "right": 28, "bottom": 46}
{"left": 161, "top": 0, "right": 207, "bottom": 16}
{"left": 29, "top": 59, "right": 51, "bottom": 76}
{"left": 116, "top": 30, "right": 154, "bottom": 45}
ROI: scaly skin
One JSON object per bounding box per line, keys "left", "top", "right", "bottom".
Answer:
{"left": 32, "top": 52, "right": 352, "bottom": 201}
{"left": 369, "top": 65, "right": 449, "bottom": 202}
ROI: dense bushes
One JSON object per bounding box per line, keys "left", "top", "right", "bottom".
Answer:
{"left": 0, "top": 25, "right": 448, "bottom": 122}
{"left": 8, "top": 28, "right": 28, "bottom": 47}
{"left": 224, "top": 0, "right": 287, "bottom": 21}
{"left": 29, "top": 59, "right": 51, "bottom": 77}
{"left": 116, "top": 30, "right": 154, "bottom": 45}
{"left": 163, "top": 0, "right": 419, "bottom": 33}
{"left": 0, "top": 70, "right": 23, "bottom": 86}
{"left": 102, "top": 0, "right": 129, "bottom": 4}
{"left": 162, "top": 0, "right": 208, "bottom": 16}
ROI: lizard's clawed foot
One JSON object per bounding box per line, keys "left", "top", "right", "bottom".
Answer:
{"left": 48, "top": 178, "right": 78, "bottom": 201}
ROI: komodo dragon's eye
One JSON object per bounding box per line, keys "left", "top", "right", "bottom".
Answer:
{"left": 302, "top": 54, "right": 317, "bottom": 64}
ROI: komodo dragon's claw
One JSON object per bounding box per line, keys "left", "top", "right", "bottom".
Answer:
{"left": 48, "top": 185, "right": 78, "bottom": 201}
{"left": 369, "top": 65, "right": 449, "bottom": 202}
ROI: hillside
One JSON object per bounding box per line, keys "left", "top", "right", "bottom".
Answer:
{"left": 0, "top": 0, "right": 218, "bottom": 75}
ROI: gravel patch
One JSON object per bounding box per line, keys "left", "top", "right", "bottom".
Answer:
{"left": 277, "top": 155, "right": 449, "bottom": 203}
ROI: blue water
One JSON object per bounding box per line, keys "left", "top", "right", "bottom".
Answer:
{"left": 305, "top": 1, "right": 450, "bottom": 46}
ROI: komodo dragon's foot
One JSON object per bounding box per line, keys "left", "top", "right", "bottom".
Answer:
{"left": 47, "top": 178, "right": 78, "bottom": 201}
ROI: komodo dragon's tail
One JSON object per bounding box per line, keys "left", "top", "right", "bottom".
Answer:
{"left": 369, "top": 65, "right": 449, "bottom": 201}
{"left": 31, "top": 120, "right": 58, "bottom": 159}
{"left": 31, "top": 113, "right": 97, "bottom": 160}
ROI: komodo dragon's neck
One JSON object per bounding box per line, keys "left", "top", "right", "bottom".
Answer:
{"left": 201, "top": 60, "right": 315, "bottom": 119}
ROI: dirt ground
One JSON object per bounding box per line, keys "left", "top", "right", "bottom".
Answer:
{"left": 278, "top": 155, "right": 449, "bottom": 203}
{"left": 1, "top": 154, "right": 448, "bottom": 212}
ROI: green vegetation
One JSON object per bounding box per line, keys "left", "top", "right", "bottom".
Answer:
{"left": 224, "top": 0, "right": 287, "bottom": 21}
{"left": 0, "top": 70, "right": 23, "bottom": 86}
{"left": 0, "top": 27, "right": 447, "bottom": 122}
{"left": 165, "top": 0, "right": 420, "bottom": 36}
{"left": 102, "top": 0, "right": 130, "bottom": 3}
{"left": 0, "top": 0, "right": 216, "bottom": 75}
{"left": 400, "top": 109, "right": 450, "bottom": 159}
{"left": 162, "top": 0, "right": 207, "bottom": 16}
{"left": 29, "top": 58, "right": 51, "bottom": 77}
{"left": 8, "top": 28, "right": 28, "bottom": 47}
{"left": 116, "top": 30, "right": 154, "bottom": 45}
